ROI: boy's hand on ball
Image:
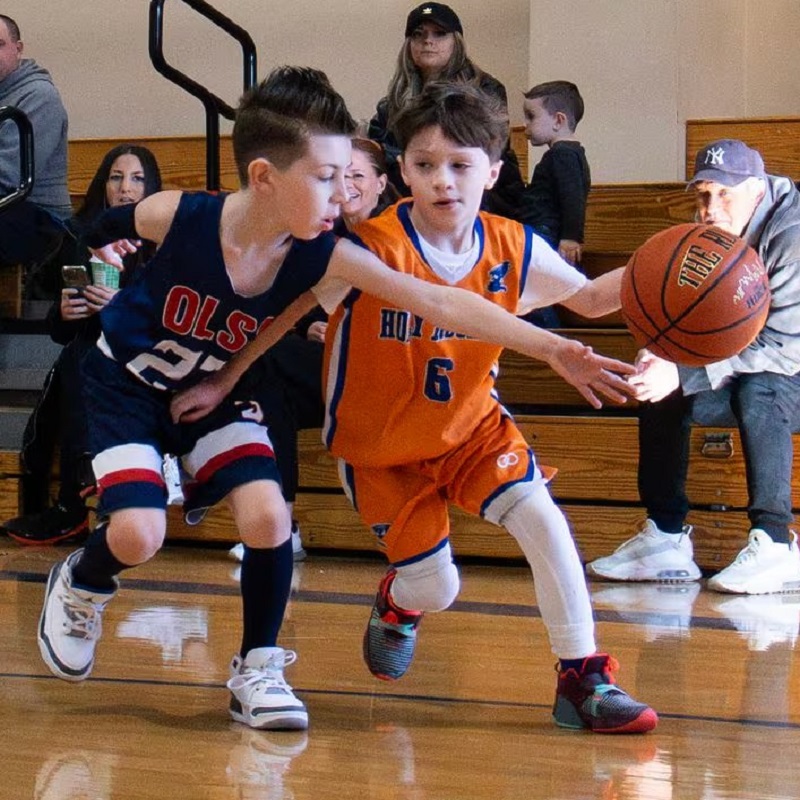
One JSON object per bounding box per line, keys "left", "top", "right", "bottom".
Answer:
{"left": 627, "top": 348, "right": 680, "bottom": 402}
{"left": 549, "top": 339, "right": 637, "bottom": 409}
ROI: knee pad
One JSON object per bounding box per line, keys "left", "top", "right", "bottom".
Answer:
{"left": 392, "top": 543, "right": 460, "bottom": 612}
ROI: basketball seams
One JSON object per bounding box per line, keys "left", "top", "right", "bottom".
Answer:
{"left": 621, "top": 223, "right": 771, "bottom": 365}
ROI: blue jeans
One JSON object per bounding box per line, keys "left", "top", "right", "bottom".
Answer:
{"left": 638, "top": 371, "right": 800, "bottom": 542}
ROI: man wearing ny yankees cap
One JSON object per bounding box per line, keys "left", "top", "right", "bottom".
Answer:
{"left": 587, "top": 139, "right": 800, "bottom": 596}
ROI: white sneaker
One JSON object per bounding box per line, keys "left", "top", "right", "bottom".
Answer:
{"left": 712, "top": 593, "right": 800, "bottom": 651}
{"left": 162, "top": 454, "right": 184, "bottom": 505}
{"left": 37, "top": 550, "right": 118, "bottom": 682}
{"left": 228, "top": 523, "right": 307, "bottom": 564}
{"left": 227, "top": 647, "right": 308, "bottom": 730}
{"left": 707, "top": 529, "right": 800, "bottom": 595}
{"left": 291, "top": 523, "right": 307, "bottom": 562}
{"left": 586, "top": 519, "right": 701, "bottom": 582}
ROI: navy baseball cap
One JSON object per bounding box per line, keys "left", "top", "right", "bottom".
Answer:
{"left": 405, "top": 3, "right": 463, "bottom": 37}
{"left": 689, "top": 139, "right": 766, "bottom": 186}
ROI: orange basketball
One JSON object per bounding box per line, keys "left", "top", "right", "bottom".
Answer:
{"left": 621, "top": 223, "right": 770, "bottom": 366}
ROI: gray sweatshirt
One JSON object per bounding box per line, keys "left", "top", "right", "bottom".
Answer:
{"left": 0, "top": 58, "right": 70, "bottom": 218}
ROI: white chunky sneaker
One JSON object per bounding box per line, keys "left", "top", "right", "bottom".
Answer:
{"left": 228, "top": 522, "right": 306, "bottom": 564}
{"left": 586, "top": 519, "right": 701, "bottom": 582}
{"left": 38, "top": 550, "right": 118, "bottom": 682}
{"left": 707, "top": 529, "right": 800, "bottom": 595}
{"left": 227, "top": 647, "right": 308, "bottom": 730}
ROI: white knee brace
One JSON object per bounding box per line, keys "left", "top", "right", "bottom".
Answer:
{"left": 392, "top": 542, "right": 460, "bottom": 612}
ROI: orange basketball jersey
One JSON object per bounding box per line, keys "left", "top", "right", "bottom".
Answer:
{"left": 323, "top": 201, "right": 535, "bottom": 467}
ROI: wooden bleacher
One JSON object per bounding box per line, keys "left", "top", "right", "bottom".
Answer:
{"left": 2, "top": 119, "right": 799, "bottom": 570}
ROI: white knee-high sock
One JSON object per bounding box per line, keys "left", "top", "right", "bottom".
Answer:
{"left": 500, "top": 485, "right": 596, "bottom": 659}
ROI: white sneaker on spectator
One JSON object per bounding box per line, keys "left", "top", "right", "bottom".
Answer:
{"left": 707, "top": 529, "right": 800, "bottom": 595}
{"left": 586, "top": 519, "right": 701, "bottom": 582}
{"left": 38, "top": 550, "right": 118, "bottom": 681}
{"left": 228, "top": 522, "right": 306, "bottom": 564}
{"left": 227, "top": 647, "right": 308, "bottom": 730}
{"left": 711, "top": 593, "right": 800, "bottom": 651}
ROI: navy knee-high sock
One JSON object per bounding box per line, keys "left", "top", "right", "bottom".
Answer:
{"left": 72, "top": 524, "right": 130, "bottom": 591}
{"left": 240, "top": 538, "right": 294, "bottom": 657}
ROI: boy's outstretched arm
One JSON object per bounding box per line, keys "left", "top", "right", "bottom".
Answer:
{"left": 329, "top": 240, "right": 636, "bottom": 408}
{"left": 170, "top": 291, "right": 319, "bottom": 423}
{"left": 560, "top": 266, "right": 624, "bottom": 319}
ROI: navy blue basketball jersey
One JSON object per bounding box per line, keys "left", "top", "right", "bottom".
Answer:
{"left": 97, "top": 192, "right": 335, "bottom": 392}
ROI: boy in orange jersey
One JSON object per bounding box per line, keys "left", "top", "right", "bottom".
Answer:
{"left": 172, "top": 82, "right": 657, "bottom": 734}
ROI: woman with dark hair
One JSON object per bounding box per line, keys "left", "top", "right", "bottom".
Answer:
{"left": 72, "top": 144, "right": 162, "bottom": 229}
{"left": 368, "top": 2, "right": 524, "bottom": 213}
{"left": 2, "top": 145, "right": 162, "bottom": 545}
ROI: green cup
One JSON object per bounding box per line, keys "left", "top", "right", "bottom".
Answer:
{"left": 89, "top": 256, "right": 120, "bottom": 290}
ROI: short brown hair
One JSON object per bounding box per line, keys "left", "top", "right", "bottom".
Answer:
{"left": 0, "top": 15, "right": 20, "bottom": 42}
{"left": 392, "top": 82, "right": 508, "bottom": 162}
{"left": 233, "top": 66, "right": 356, "bottom": 185}
{"left": 524, "top": 80, "right": 584, "bottom": 131}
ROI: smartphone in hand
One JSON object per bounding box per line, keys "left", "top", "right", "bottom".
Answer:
{"left": 62, "top": 264, "right": 90, "bottom": 297}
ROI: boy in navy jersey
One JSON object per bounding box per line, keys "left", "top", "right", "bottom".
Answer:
{"left": 38, "top": 66, "right": 635, "bottom": 732}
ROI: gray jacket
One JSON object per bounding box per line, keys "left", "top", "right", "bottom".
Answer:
{"left": 681, "top": 174, "right": 800, "bottom": 392}
{"left": 0, "top": 58, "right": 70, "bottom": 218}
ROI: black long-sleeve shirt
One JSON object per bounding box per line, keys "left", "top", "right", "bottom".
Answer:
{"left": 517, "top": 140, "right": 591, "bottom": 247}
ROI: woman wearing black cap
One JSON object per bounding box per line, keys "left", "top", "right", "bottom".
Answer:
{"left": 367, "top": 2, "right": 524, "bottom": 213}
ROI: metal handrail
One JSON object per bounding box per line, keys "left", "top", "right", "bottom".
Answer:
{"left": 0, "top": 105, "right": 34, "bottom": 213}
{"left": 148, "top": 0, "right": 256, "bottom": 190}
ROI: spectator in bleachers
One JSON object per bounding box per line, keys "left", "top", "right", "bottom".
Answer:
{"left": 517, "top": 80, "right": 591, "bottom": 328}
{"left": 0, "top": 14, "right": 71, "bottom": 272}
{"left": 367, "top": 2, "right": 524, "bottom": 215}
{"left": 1, "top": 144, "right": 162, "bottom": 545}
{"left": 587, "top": 139, "right": 800, "bottom": 595}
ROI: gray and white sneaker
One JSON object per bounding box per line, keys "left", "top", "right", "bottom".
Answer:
{"left": 586, "top": 519, "right": 701, "bottom": 582}
{"left": 38, "top": 550, "right": 118, "bottom": 682}
{"left": 227, "top": 647, "right": 308, "bottom": 730}
{"left": 707, "top": 529, "right": 800, "bottom": 595}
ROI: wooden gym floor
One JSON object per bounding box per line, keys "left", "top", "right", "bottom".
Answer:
{"left": 2, "top": 540, "right": 800, "bottom": 800}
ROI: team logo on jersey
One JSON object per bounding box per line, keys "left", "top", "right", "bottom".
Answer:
{"left": 487, "top": 261, "right": 510, "bottom": 294}
{"left": 497, "top": 452, "right": 520, "bottom": 469}
{"left": 236, "top": 400, "right": 264, "bottom": 424}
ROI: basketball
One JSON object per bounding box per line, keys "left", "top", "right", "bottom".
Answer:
{"left": 620, "top": 223, "right": 770, "bottom": 366}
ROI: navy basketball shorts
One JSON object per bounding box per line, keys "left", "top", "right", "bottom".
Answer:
{"left": 82, "top": 347, "right": 281, "bottom": 523}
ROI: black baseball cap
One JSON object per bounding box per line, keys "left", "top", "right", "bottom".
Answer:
{"left": 405, "top": 3, "right": 463, "bottom": 37}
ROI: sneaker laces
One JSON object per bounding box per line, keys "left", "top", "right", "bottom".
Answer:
{"left": 731, "top": 534, "right": 768, "bottom": 566}
{"left": 58, "top": 590, "right": 104, "bottom": 641}
{"left": 228, "top": 651, "right": 298, "bottom": 697}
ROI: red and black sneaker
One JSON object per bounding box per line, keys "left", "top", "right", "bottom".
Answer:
{"left": 2, "top": 504, "right": 89, "bottom": 546}
{"left": 363, "top": 569, "right": 423, "bottom": 681}
{"left": 553, "top": 654, "right": 658, "bottom": 733}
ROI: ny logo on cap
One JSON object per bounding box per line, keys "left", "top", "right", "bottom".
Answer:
{"left": 422, "top": 6, "right": 433, "bottom": 13}
{"left": 704, "top": 146, "right": 725, "bottom": 166}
